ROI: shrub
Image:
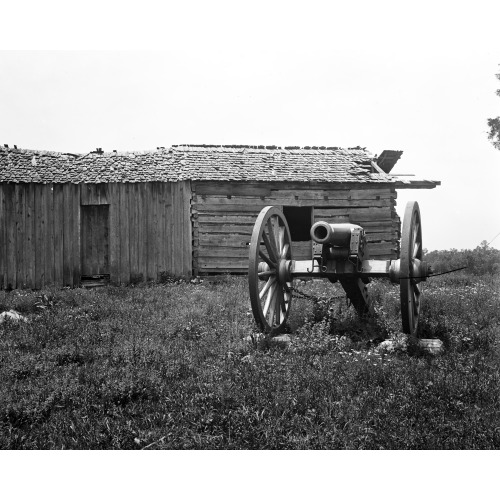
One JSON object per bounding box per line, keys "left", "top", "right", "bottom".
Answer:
{"left": 424, "top": 243, "right": 500, "bottom": 276}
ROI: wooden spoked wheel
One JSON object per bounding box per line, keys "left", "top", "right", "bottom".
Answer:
{"left": 400, "top": 201, "right": 423, "bottom": 336}
{"left": 248, "top": 206, "right": 293, "bottom": 334}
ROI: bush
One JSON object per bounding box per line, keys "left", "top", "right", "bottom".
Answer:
{"left": 425, "top": 242, "right": 500, "bottom": 276}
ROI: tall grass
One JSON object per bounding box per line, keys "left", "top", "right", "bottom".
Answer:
{"left": 1, "top": 274, "right": 499, "bottom": 449}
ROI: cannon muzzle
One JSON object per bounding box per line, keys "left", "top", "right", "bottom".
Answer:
{"left": 310, "top": 222, "right": 357, "bottom": 246}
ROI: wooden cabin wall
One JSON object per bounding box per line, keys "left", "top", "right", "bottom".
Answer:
{"left": 0, "top": 181, "right": 192, "bottom": 290}
{"left": 0, "top": 183, "right": 81, "bottom": 290}
{"left": 99, "top": 181, "right": 192, "bottom": 285}
{"left": 191, "top": 181, "right": 400, "bottom": 274}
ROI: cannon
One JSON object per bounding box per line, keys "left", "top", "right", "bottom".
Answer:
{"left": 248, "top": 201, "right": 431, "bottom": 336}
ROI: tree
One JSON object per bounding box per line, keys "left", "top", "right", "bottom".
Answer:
{"left": 487, "top": 68, "right": 500, "bottom": 150}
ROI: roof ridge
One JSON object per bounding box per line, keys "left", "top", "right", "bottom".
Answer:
{"left": 0, "top": 146, "right": 173, "bottom": 157}
{"left": 0, "top": 146, "right": 82, "bottom": 157}
{"left": 1, "top": 144, "right": 372, "bottom": 155}
{"left": 172, "top": 144, "right": 370, "bottom": 152}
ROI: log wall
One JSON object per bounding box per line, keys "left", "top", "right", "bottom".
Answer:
{"left": 0, "top": 181, "right": 192, "bottom": 290}
{"left": 192, "top": 181, "right": 400, "bottom": 274}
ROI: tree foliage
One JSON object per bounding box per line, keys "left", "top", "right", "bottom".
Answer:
{"left": 424, "top": 242, "right": 500, "bottom": 276}
{"left": 487, "top": 68, "right": 500, "bottom": 150}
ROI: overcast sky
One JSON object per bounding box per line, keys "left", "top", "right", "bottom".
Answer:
{"left": 1, "top": 1, "right": 499, "bottom": 250}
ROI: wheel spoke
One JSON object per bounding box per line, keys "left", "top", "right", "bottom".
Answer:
{"left": 272, "top": 216, "right": 280, "bottom": 244}
{"left": 279, "top": 286, "right": 287, "bottom": 315}
{"left": 414, "top": 284, "right": 421, "bottom": 309}
{"left": 411, "top": 283, "right": 421, "bottom": 320}
{"left": 274, "top": 289, "right": 281, "bottom": 326}
{"left": 412, "top": 222, "right": 420, "bottom": 251}
{"left": 268, "top": 286, "right": 278, "bottom": 325}
{"left": 408, "top": 289, "right": 415, "bottom": 330}
{"left": 413, "top": 240, "right": 421, "bottom": 259}
{"left": 278, "top": 299, "right": 284, "bottom": 324}
{"left": 258, "top": 270, "right": 276, "bottom": 278}
{"left": 278, "top": 226, "right": 284, "bottom": 255}
{"left": 259, "top": 277, "right": 275, "bottom": 300}
{"left": 281, "top": 243, "right": 289, "bottom": 259}
{"left": 275, "top": 285, "right": 283, "bottom": 318}
{"left": 263, "top": 282, "right": 276, "bottom": 317}
{"left": 262, "top": 232, "right": 278, "bottom": 262}
{"left": 259, "top": 249, "right": 276, "bottom": 269}
{"left": 266, "top": 218, "right": 279, "bottom": 261}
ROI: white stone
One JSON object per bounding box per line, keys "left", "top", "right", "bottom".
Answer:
{"left": 0, "top": 310, "right": 28, "bottom": 324}
{"left": 271, "top": 334, "right": 291, "bottom": 342}
{"left": 376, "top": 340, "right": 397, "bottom": 352}
{"left": 418, "top": 339, "right": 444, "bottom": 355}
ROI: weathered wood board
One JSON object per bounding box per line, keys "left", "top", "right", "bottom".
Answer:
{"left": 191, "top": 182, "right": 400, "bottom": 273}
{"left": 0, "top": 181, "right": 192, "bottom": 289}
{"left": 0, "top": 179, "right": 402, "bottom": 287}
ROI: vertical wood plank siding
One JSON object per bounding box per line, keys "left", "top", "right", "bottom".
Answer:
{"left": 62, "top": 183, "right": 74, "bottom": 286}
{"left": 15, "top": 184, "right": 25, "bottom": 288}
{"left": 5, "top": 184, "right": 16, "bottom": 288}
{"left": 0, "top": 185, "right": 5, "bottom": 288}
{"left": 0, "top": 181, "right": 192, "bottom": 290}
{"left": 118, "top": 183, "right": 130, "bottom": 284}
{"left": 191, "top": 182, "right": 401, "bottom": 273}
{"left": 53, "top": 184, "right": 64, "bottom": 287}
{"left": 108, "top": 183, "right": 120, "bottom": 285}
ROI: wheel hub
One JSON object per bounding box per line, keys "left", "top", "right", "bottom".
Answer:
{"left": 389, "top": 258, "right": 430, "bottom": 284}
{"left": 278, "top": 259, "right": 292, "bottom": 284}
{"left": 411, "top": 259, "right": 430, "bottom": 283}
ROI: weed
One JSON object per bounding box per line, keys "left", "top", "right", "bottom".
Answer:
{"left": 0, "top": 275, "right": 499, "bottom": 449}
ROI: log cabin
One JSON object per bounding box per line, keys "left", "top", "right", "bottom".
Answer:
{"left": 0, "top": 144, "right": 439, "bottom": 290}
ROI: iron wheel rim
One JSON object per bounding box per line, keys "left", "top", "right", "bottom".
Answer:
{"left": 400, "top": 200, "right": 423, "bottom": 336}
{"left": 248, "top": 206, "right": 293, "bottom": 334}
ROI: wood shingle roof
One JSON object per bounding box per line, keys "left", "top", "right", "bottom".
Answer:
{"left": 0, "top": 144, "right": 437, "bottom": 187}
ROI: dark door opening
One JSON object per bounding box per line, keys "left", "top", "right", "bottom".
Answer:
{"left": 283, "top": 206, "right": 312, "bottom": 241}
{"left": 81, "top": 204, "right": 110, "bottom": 285}
{"left": 283, "top": 206, "right": 312, "bottom": 259}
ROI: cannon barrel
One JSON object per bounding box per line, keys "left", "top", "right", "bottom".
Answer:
{"left": 310, "top": 222, "right": 358, "bottom": 246}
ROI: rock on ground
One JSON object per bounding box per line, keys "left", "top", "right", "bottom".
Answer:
{"left": 0, "top": 310, "right": 28, "bottom": 324}
{"left": 418, "top": 338, "right": 444, "bottom": 355}
{"left": 270, "top": 334, "right": 292, "bottom": 345}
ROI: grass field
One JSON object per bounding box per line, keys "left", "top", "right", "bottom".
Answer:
{"left": 1, "top": 273, "right": 499, "bottom": 449}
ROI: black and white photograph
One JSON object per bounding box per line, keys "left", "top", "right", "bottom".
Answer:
{"left": 1, "top": 0, "right": 499, "bottom": 497}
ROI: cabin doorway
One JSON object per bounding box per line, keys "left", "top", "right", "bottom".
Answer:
{"left": 282, "top": 206, "right": 313, "bottom": 259}
{"left": 81, "top": 204, "right": 110, "bottom": 285}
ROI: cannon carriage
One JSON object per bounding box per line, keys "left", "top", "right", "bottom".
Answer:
{"left": 248, "top": 201, "right": 431, "bottom": 337}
